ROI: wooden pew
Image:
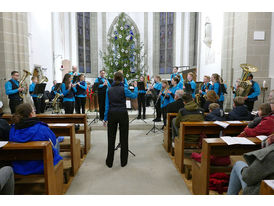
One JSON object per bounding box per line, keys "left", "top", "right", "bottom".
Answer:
{"left": 2, "top": 114, "right": 91, "bottom": 154}
{"left": 175, "top": 121, "right": 248, "bottom": 174}
{"left": 48, "top": 123, "right": 80, "bottom": 176}
{"left": 192, "top": 137, "right": 261, "bottom": 195}
{"left": 164, "top": 113, "right": 177, "bottom": 153}
{"left": 0, "top": 141, "right": 64, "bottom": 195}
{"left": 260, "top": 180, "right": 274, "bottom": 195}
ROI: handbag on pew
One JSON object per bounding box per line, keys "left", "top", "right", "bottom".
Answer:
{"left": 191, "top": 152, "right": 231, "bottom": 166}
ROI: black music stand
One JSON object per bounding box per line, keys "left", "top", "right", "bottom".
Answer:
{"left": 33, "top": 83, "right": 46, "bottom": 98}
{"left": 146, "top": 93, "right": 162, "bottom": 135}
{"left": 114, "top": 143, "right": 136, "bottom": 157}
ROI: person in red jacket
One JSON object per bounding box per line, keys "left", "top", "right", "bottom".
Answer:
{"left": 238, "top": 103, "right": 274, "bottom": 137}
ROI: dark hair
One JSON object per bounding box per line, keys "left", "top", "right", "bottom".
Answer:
{"left": 182, "top": 93, "right": 193, "bottom": 103}
{"left": 100, "top": 70, "right": 105, "bottom": 73}
{"left": 12, "top": 103, "right": 33, "bottom": 124}
{"left": 173, "top": 66, "right": 178, "bottom": 70}
{"left": 176, "top": 74, "right": 181, "bottom": 81}
{"left": 62, "top": 73, "right": 72, "bottom": 89}
{"left": 259, "top": 103, "right": 272, "bottom": 116}
{"left": 248, "top": 73, "right": 253, "bottom": 79}
{"left": 31, "top": 76, "right": 37, "bottom": 81}
{"left": 172, "top": 77, "right": 179, "bottom": 84}
{"left": 114, "top": 72, "right": 123, "bottom": 84}
{"left": 11, "top": 71, "right": 18, "bottom": 76}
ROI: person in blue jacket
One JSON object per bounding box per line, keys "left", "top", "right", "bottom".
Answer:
{"left": 95, "top": 70, "right": 111, "bottom": 120}
{"left": 5, "top": 71, "right": 24, "bottom": 114}
{"left": 176, "top": 74, "right": 184, "bottom": 90}
{"left": 160, "top": 80, "right": 171, "bottom": 128}
{"left": 103, "top": 72, "right": 138, "bottom": 168}
{"left": 198, "top": 75, "right": 212, "bottom": 108}
{"left": 244, "top": 73, "right": 261, "bottom": 112}
{"left": 210, "top": 73, "right": 225, "bottom": 109}
{"left": 61, "top": 73, "right": 77, "bottom": 114}
{"left": 29, "top": 76, "right": 41, "bottom": 114}
{"left": 75, "top": 74, "right": 87, "bottom": 114}
{"left": 168, "top": 77, "right": 180, "bottom": 104}
{"left": 69, "top": 66, "right": 80, "bottom": 83}
{"left": 9, "top": 103, "right": 62, "bottom": 175}
{"left": 170, "top": 67, "right": 184, "bottom": 83}
{"left": 184, "top": 72, "right": 196, "bottom": 99}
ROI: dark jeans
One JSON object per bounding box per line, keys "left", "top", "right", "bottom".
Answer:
{"left": 32, "top": 97, "right": 41, "bottom": 114}
{"left": 154, "top": 97, "right": 161, "bottom": 119}
{"left": 75, "top": 97, "right": 86, "bottom": 114}
{"left": 98, "top": 93, "right": 106, "bottom": 120}
{"left": 106, "top": 111, "right": 129, "bottom": 167}
{"left": 245, "top": 100, "right": 255, "bottom": 112}
{"left": 138, "top": 93, "right": 146, "bottom": 117}
{"left": 162, "top": 106, "right": 167, "bottom": 126}
{"left": 63, "top": 101, "right": 75, "bottom": 114}
{"left": 9, "top": 99, "right": 23, "bottom": 114}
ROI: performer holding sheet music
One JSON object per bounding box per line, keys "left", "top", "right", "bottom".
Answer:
{"left": 95, "top": 70, "right": 111, "bottom": 120}
{"left": 137, "top": 76, "right": 147, "bottom": 119}
{"left": 170, "top": 66, "right": 184, "bottom": 83}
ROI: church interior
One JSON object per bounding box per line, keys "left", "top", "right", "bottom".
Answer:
{"left": 0, "top": 4, "right": 274, "bottom": 201}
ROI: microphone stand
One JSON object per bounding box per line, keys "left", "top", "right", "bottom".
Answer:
{"left": 146, "top": 93, "right": 162, "bottom": 135}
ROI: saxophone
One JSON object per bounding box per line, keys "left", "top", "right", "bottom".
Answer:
{"left": 19, "top": 70, "right": 32, "bottom": 99}
{"left": 52, "top": 93, "right": 62, "bottom": 113}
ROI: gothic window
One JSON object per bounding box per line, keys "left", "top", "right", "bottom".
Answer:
{"left": 77, "top": 12, "right": 91, "bottom": 73}
{"left": 159, "top": 12, "right": 174, "bottom": 74}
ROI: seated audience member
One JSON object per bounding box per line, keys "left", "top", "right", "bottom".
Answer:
{"left": 9, "top": 103, "right": 62, "bottom": 175}
{"left": 171, "top": 93, "right": 204, "bottom": 142}
{"left": 227, "top": 133, "right": 274, "bottom": 195}
{"left": 166, "top": 90, "right": 184, "bottom": 113}
{"left": 268, "top": 89, "right": 274, "bottom": 112}
{"left": 203, "top": 90, "right": 220, "bottom": 112}
{"left": 238, "top": 103, "right": 274, "bottom": 137}
{"left": 247, "top": 101, "right": 272, "bottom": 128}
{"left": 228, "top": 96, "right": 253, "bottom": 121}
{"left": 205, "top": 103, "right": 226, "bottom": 121}
{"left": 0, "top": 166, "right": 14, "bottom": 195}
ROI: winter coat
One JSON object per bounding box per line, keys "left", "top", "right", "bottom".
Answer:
{"left": 205, "top": 108, "right": 226, "bottom": 121}
{"left": 166, "top": 98, "right": 184, "bottom": 114}
{"left": 242, "top": 143, "right": 274, "bottom": 195}
{"left": 0, "top": 119, "right": 10, "bottom": 141}
{"left": 244, "top": 114, "right": 274, "bottom": 137}
{"left": 228, "top": 105, "right": 253, "bottom": 121}
{"left": 9, "top": 118, "right": 62, "bottom": 175}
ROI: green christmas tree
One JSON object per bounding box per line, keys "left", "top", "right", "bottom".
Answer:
{"left": 100, "top": 12, "right": 146, "bottom": 81}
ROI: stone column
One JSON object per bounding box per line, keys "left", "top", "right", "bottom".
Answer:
{"left": 0, "top": 12, "right": 30, "bottom": 113}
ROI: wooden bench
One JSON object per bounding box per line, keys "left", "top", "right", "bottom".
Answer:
{"left": 2, "top": 114, "right": 91, "bottom": 154}
{"left": 192, "top": 137, "right": 261, "bottom": 195}
{"left": 0, "top": 141, "right": 64, "bottom": 195}
{"left": 163, "top": 113, "right": 177, "bottom": 153}
{"left": 260, "top": 180, "right": 274, "bottom": 195}
{"left": 48, "top": 123, "right": 80, "bottom": 176}
{"left": 174, "top": 121, "right": 248, "bottom": 174}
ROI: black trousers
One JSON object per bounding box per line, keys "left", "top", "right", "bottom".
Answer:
{"left": 63, "top": 101, "right": 75, "bottom": 114}
{"left": 32, "top": 97, "right": 41, "bottom": 114}
{"left": 98, "top": 93, "right": 106, "bottom": 120}
{"left": 138, "top": 93, "right": 146, "bottom": 116}
{"left": 154, "top": 97, "right": 161, "bottom": 119}
{"left": 9, "top": 99, "right": 23, "bottom": 114}
{"left": 162, "top": 106, "right": 167, "bottom": 126}
{"left": 106, "top": 111, "right": 129, "bottom": 167}
{"left": 245, "top": 100, "right": 255, "bottom": 112}
{"left": 75, "top": 97, "right": 86, "bottom": 114}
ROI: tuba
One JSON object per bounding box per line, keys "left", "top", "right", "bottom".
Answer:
{"left": 235, "top": 64, "right": 258, "bottom": 97}
{"left": 52, "top": 93, "right": 63, "bottom": 113}
{"left": 19, "top": 69, "right": 32, "bottom": 99}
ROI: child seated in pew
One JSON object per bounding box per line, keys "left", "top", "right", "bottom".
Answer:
{"left": 171, "top": 93, "right": 204, "bottom": 143}
{"left": 228, "top": 96, "right": 253, "bottom": 121}
{"left": 238, "top": 103, "right": 274, "bottom": 137}
{"left": 227, "top": 133, "right": 274, "bottom": 195}
{"left": 205, "top": 103, "right": 226, "bottom": 121}
{"left": 9, "top": 103, "right": 62, "bottom": 175}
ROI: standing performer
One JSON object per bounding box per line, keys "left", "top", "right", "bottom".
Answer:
{"left": 95, "top": 70, "right": 111, "bottom": 120}
{"left": 61, "top": 73, "right": 76, "bottom": 114}
{"left": 152, "top": 76, "right": 162, "bottom": 122}
{"left": 5, "top": 71, "right": 23, "bottom": 114}
{"left": 29, "top": 76, "right": 41, "bottom": 114}
{"left": 170, "top": 66, "right": 184, "bottom": 83}
{"left": 103, "top": 72, "right": 138, "bottom": 168}
{"left": 169, "top": 77, "right": 180, "bottom": 104}
{"left": 210, "top": 73, "right": 225, "bottom": 109}
{"left": 243, "top": 73, "right": 261, "bottom": 112}
{"left": 69, "top": 66, "right": 80, "bottom": 83}
{"left": 184, "top": 72, "right": 196, "bottom": 99}
{"left": 137, "top": 76, "right": 147, "bottom": 119}
{"left": 75, "top": 74, "right": 87, "bottom": 114}
{"left": 160, "top": 80, "right": 171, "bottom": 128}
{"left": 177, "top": 74, "right": 184, "bottom": 90}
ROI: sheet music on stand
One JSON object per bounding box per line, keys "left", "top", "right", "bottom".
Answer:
{"left": 221, "top": 136, "right": 255, "bottom": 145}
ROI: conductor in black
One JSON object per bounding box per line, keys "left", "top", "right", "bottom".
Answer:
{"left": 103, "top": 72, "right": 138, "bottom": 168}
